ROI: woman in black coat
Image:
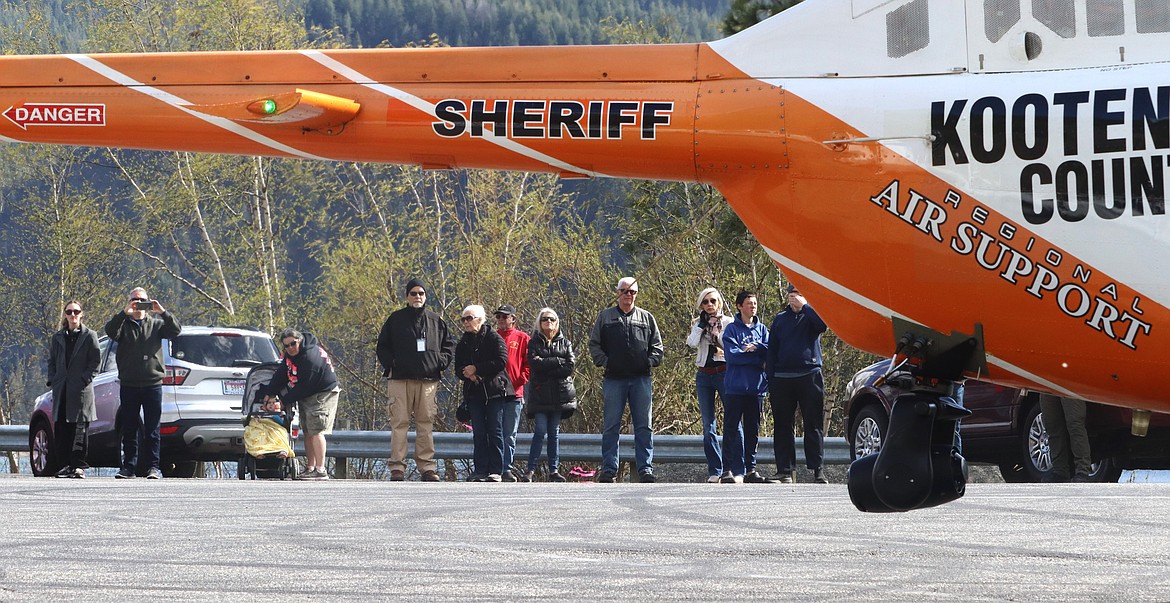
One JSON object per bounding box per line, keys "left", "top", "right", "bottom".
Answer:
{"left": 522, "top": 307, "right": 577, "bottom": 482}
{"left": 454, "top": 304, "right": 514, "bottom": 482}
{"left": 47, "top": 300, "right": 102, "bottom": 478}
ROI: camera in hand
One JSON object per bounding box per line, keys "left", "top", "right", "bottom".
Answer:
{"left": 135, "top": 301, "right": 153, "bottom": 311}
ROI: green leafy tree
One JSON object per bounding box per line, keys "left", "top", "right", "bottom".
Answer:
{"left": 721, "top": 0, "right": 803, "bottom": 35}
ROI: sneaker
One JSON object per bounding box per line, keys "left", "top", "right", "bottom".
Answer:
{"left": 719, "top": 471, "right": 737, "bottom": 484}
{"left": 773, "top": 472, "right": 794, "bottom": 484}
{"left": 638, "top": 470, "right": 657, "bottom": 483}
{"left": 597, "top": 471, "right": 616, "bottom": 483}
{"left": 744, "top": 471, "right": 774, "bottom": 484}
{"left": 707, "top": 474, "right": 721, "bottom": 483}
{"left": 390, "top": 470, "right": 406, "bottom": 482}
{"left": 115, "top": 467, "right": 135, "bottom": 479}
{"left": 519, "top": 471, "right": 534, "bottom": 483}
{"left": 69, "top": 467, "right": 86, "bottom": 479}
{"left": 813, "top": 468, "right": 829, "bottom": 484}
{"left": 297, "top": 468, "right": 326, "bottom": 480}
{"left": 421, "top": 470, "right": 441, "bottom": 482}
{"left": 549, "top": 472, "right": 567, "bottom": 482}
{"left": 468, "top": 474, "right": 487, "bottom": 482}
{"left": 146, "top": 468, "right": 163, "bottom": 480}
{"left": 1071, "top": 472, "right": 1092, "bottom": 483}
{"left": 502, "top": 470, "right": 518, "bottom": 482}
{"left": 486, "top": 473, "right": 503, "bottom": 482}
{"left": 55, "top": 465, "right": 75, "bottom": 478}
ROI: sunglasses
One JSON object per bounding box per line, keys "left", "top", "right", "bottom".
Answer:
{"left": 701, "top": 298, "right": 718, "bottom": 305}
{"left": 619, "top": 289, "right": 639, "bottom": 296}
{"left": 65, "top": 309, "right": 83, "bottom": 316}
{"left": 540, "top": 316, "right": 558, "bottom": 322}
{"left": 408, "top": 290, "right": 426, "bottom": 297}
{"left": 460, "top": 316, "right": 477, "bottom": 322}
{"left": 282, "top": 340, "right": 300, "bottom": 349}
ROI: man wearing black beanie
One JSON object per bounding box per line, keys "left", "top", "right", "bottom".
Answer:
{"left": 376, "top": 278, "right": 454, "bottom": 481}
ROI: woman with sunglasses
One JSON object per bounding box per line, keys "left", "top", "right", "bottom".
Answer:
{"left": 521, "top": 308, "right": 577, "bottom": 482}
{"left": 685, "top": 287, "right": 735, "bottom": 483}
{"left": 47, "top": 301, "right": 102, "bottom": 478}
{"left": 455, "top": 305, "right": 514, "bottom": 482}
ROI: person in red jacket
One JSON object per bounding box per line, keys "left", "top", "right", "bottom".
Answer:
{"left": 494, "top": 305, "right": 530, "bottom": 481}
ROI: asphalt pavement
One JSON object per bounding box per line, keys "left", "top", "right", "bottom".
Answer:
{"left": 1, "top": 475, "right": 1168, "bottom": 602}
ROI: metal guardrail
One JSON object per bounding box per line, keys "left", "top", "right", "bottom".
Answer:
{"left": 0, "top": 424, "right": 849, "bottom": 473}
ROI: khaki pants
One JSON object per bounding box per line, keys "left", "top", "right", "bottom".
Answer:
{"left": 387, "top": 379, "right": 439, "bottom": 473}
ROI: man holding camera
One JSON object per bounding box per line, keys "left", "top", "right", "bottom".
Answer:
{"left": 105, "top": 287, "right": 182, "bottom": 479}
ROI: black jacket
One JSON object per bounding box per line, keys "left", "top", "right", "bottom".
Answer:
{"left": 377, "top": 306, "right": 454, "bottom": 380}
{"left": 454, "top": 324, "right": 515, "bottom": 404}
{"left": 588, "top": 305, "right": 663, "bottom": 379}
{"left": 526, "top": 330, "right": 577, "bottom": 419}
{"left": 47, "top": 325, "right": 101, "bottom": 423}
{"left": 104, "top": 310, "right": 182, "bottom": 387}
{"left": 263, "top": 333, "right": 339, "bottom": 404}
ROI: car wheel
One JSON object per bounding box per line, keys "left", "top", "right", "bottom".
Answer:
{"left": 999, "top": 403, "right": 1051, "bottom": 483}
{"left": 29, "top": 420, "right": 56, "bottom": 477}
{"left": 851, "top": 405, "right": 888, "bottom": 460}
{"left": 1086, "top": 457, "right": 1122, "bottom": 483}
{"left": 161, "top": 460, "right": 199, "bottom": 478}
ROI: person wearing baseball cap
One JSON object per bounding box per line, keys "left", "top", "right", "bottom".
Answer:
{"left": 494, "top": 304, "right": 530, "bottom": 481}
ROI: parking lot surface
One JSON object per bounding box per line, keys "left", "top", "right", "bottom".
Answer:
{"left": 1, "top": 475, "right": 1168, "bottom": 601}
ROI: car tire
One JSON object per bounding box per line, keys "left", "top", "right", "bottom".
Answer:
{"left": 851, "top": 404, "right": 889, "bottom": 461}
{"left": 998, "top": 402, "right": 1051, "bottom": 483}
{"left": 162, "top": 460, "right": 199, "bottom": 478}
{"left": 1086, "top": 457, "right": 1122, "bottom": 483}
{"left": 29, "top": 420, "right": 57, "bottom": 477}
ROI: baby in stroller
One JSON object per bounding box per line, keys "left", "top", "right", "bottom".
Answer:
{"left": 240, "top": 364, "right": 298, "bottom": 479}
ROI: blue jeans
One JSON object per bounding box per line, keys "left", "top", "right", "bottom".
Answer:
{"left": 722, "top": 394, "right": 763, "bottom": 476}
{"left": 118, "top": 384, "right": 162, "bottom": 474}
{"left": 527, "top": 411, "right": 562, "bottom": 472}
{"left": 469, "top": 398, "right": 505, "bottom": 476}
{"left": 502, "top": 396, "right": 524, "bottom": 473}
{"left": 695, "top": 370, "right": 727, "bottom": 477}
{"left": 601, "top": 375, "right": 653, "bottom": 474}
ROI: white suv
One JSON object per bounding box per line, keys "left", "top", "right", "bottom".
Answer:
{"left": 29, "top": 326, "right": 280, "bottom": 477}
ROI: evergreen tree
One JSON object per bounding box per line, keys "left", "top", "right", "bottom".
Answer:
{"left": 721, "top": 0, "right": 803, "bottom": 35}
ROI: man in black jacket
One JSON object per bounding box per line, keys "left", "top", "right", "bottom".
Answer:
{"left": 589, "top": 277, "right": 663, "bottom": 483}
{"left": 263, "top": 329, "right": 340, "bottom": 481}
{"left": 105, "top": 287, "right": 182, "bottom": 479}
{"left": 376, "top": 278, "right": 455, "bottom": 482}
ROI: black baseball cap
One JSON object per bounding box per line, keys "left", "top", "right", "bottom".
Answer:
{"left": 494, "top": 305, "right": 516, "bottom": 316}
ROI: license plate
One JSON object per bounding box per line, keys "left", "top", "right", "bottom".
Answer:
{"left": 222, "top": 379, "right": 246, "bottom": 396}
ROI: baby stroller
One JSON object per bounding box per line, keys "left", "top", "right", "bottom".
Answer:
{"left": 238, "top": 363, "right": 298, "bottom": 480}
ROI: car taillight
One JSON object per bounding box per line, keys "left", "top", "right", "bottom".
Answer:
{"left": 159, "top": 425, "right": 181, "bottom": 435}
{"left": 162, "top": 366, "right": 190, "bottom": 385}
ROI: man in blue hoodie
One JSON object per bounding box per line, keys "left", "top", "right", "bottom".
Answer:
{"left": 767, "top": 284, "right": 829, "bottom": 484}
{"left": 720, "top": 291, "right": 770, "bottom": 484}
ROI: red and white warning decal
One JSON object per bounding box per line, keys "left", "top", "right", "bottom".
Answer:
{"left": 2, "top": 103, "right": 106, "bottom": 130}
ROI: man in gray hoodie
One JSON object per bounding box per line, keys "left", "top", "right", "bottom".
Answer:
{"left": 105, "top": 287, "right": 182, "bottom": 479}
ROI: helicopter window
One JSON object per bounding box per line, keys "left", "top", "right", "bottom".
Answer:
{"left": 886, "top": 0, "right": 929, "bottom": 58}
{"left": 985, "top": 0, "right": 1022, "bottom": 42}
{"left": 1136, "top": 0, "right": 1170, "bottom": 33}
{"left": 1087, "top": 0, "right": 1126, "bottom": 36}
{"left": 1032, "top": 0, "right": 1077, "bottom": 38}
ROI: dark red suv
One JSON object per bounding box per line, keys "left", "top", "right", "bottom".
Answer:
{"left": 844, "top": 360, "right": 1170, "bottom": 482}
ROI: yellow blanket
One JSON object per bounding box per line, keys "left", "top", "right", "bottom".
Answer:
{"left": 244, "top": 418, "right": 294, "bottom": 457}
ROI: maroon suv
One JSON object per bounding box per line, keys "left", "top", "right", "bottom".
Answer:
{"left": 844, "top": 360, "right": 1170, "bottom": 482}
